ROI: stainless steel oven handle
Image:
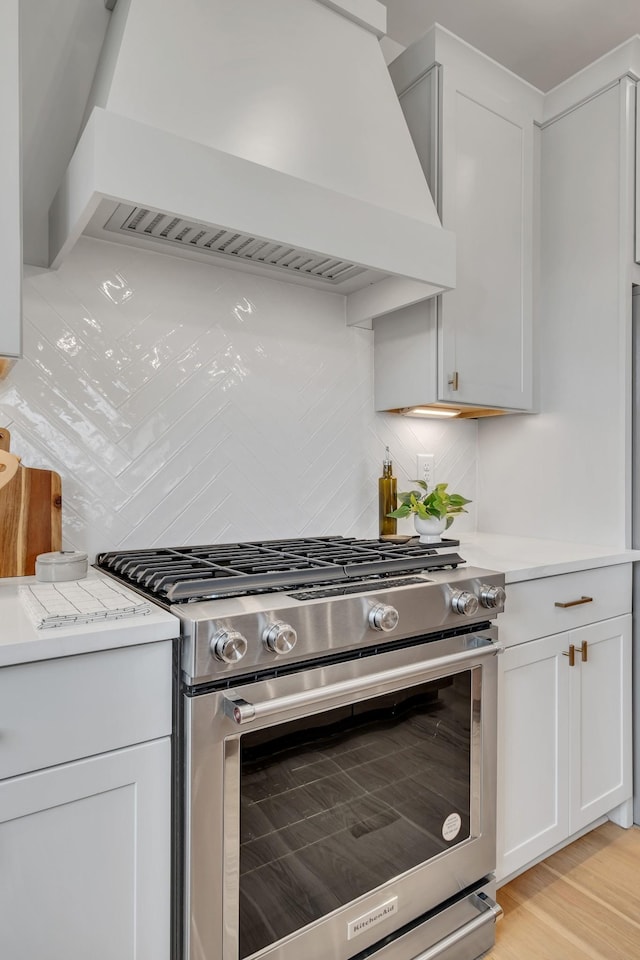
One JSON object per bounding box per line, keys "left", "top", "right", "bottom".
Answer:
{"left": 411, "top": 893, "right": 503, "bottom": 960}
{"left": 222, "top": 640, "right": 501, "bottom": 725}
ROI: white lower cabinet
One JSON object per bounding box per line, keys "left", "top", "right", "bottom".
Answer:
{"left": 570, "top": 617, "right": 632, "bottom": 831}
{"left": 497, "top": 613, "right": 632, "bottom": 882}
{"left": 0, "top": 641, "right": 174, "bottom": 960}
{"left": 497, "top": 630, "right": 569, "bottom": 881}
{"left": 0, "top": 738, "right": 171, "bottom": 960}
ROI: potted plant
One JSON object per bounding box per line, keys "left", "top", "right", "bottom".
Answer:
{"left": 388, "top": 481, "right": 471, "bottom": 543}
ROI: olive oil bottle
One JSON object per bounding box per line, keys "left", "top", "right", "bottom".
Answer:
{"left": 378, "top": 446, "right": 397, "bottom": 537}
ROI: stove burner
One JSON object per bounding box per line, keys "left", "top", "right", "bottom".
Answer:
{"left": 95, "top": 536, "right": 464, "bottom": 603}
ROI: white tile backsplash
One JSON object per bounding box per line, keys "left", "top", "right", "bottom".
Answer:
{"left": 1, "top": 238, "right": 478, "bottom": 559}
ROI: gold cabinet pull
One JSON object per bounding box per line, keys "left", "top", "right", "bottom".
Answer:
{"left": 579, "top": 640, "right": 588, "bottom": 662}
{"left": 554, "top": 595, "right": 593, "bottom": 609}
{"left": 562, "top": 644, "right": 576, "bottom": 666}
{"left": 448, "top": 371, "right": 459, "bottom": 391}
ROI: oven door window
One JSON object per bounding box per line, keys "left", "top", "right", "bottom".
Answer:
{"left": 238, "top": 671, "right": 473, "bottom": 958}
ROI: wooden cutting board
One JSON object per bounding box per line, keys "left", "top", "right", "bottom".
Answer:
{"left": 0, "top": 428, "right": 62, "bottom": 577}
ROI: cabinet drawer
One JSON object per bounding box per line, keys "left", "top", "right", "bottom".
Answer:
{"left": 498, "top": 564, "right": 632, "bottom": 647}
{"left": 0, "top": 641, "right": 172, "bottom": 780}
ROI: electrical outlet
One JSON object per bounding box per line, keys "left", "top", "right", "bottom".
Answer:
{"left": 416, "top": 454, "right": 435, "bottom": 489}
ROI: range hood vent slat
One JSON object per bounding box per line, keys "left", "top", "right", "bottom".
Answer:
{"left": 105, "top": 204, "right": 367, "bottom": 285}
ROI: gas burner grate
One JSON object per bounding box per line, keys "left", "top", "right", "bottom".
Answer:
{"left": 95, "top": 536, "right": 464, "bottom": 603}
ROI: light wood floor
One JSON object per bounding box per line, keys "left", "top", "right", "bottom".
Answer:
{"left": 485, "top": 823, "right": 640, "bottom": 959}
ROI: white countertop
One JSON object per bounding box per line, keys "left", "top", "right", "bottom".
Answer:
{"left": 458, "top": 532, "right": 640, "bottom": 583}
{"left": 0, "top": 571, "right": 180, "bottom": 668}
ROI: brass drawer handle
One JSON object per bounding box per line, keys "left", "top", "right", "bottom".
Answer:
{"left": 554, "top": 595, "right": 593, "bottom": 609}
{"left": 580, "top": 640, "right": 588, "bottom": 662}
{"left": 562, "top": 644, "right": 576, "bottom": 666}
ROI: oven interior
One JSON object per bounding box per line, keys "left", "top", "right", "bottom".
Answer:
{"left": 238, "top": 672, "right": 474, "bottom": 958}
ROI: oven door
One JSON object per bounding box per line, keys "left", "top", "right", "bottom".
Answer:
{"left": 184, "top": 629, "right": 499, "bottom": 960}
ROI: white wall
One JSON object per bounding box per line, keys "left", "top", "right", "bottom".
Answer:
{"left": 0, "top": 238, "right": 477, "bottom": 559}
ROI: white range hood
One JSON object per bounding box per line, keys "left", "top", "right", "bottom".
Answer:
{"left": 49, "top": 0, "right": 455, "bottom": 326}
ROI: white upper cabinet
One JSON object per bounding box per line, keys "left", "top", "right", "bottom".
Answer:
{"left": 437, "top": 71, "right": 534, "bottom": 410}
{"left": 0, "top": 0, "right": 22, "bottom": 364}
{"left": 375, "top": 27, "right": 542, "bottom": 414}
{"left": 637, "top": 79, "right": 640, "bottom": 264}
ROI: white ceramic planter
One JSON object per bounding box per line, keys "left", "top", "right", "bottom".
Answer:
{"left": 413, "top": 515, "right": 447, "bottom": 544}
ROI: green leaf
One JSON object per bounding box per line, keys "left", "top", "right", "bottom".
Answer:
{"left": 397, "top": 489, "right": 423, "bottom": 506}
{"left": 448, "top": 494, "right": 472, "bottom": 507}
{"left": 414, "top": 500, "right": 431, "bottom": 520}
{"left": 388, "top": 478, "right": 471, "bottom": 522}
{"left": 387, "top": 505, "right": 410, "bottom": 518}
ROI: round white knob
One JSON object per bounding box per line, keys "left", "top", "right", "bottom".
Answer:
{"left": 263, "top": 621, "right": 298, "bottom": 655}
{"left": 211, "top": 629, "right": 248, "bottom": 664}
{"left": 480, "top": 584, "right": 506, "bottom": 609}
{"left": 451, "top": 590, "right": 480, "bottom": 617}
{"left": 368, "top": 603, "right": 400, "bottom": 632}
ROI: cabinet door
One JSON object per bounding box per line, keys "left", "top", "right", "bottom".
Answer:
{"left": 497, "top": 632, "right": 570, "bottom": 881}
{"left": 569, "top": 614, "right": 632, "bottom": 832}
{"left": 438, "top": 68, "right": 533, "bottom": 410}
{"left": 636, "top": 79, "right": 640, "bottom": 264}
{"left": 0, "top": 0, "right": 22, "bottom": 361}
{"left": 0, "top": 738, "right": 171, "bottom": 960}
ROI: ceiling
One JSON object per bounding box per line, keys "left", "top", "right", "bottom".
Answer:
{"left": 382, "top": 0, "right": 640, "bottom": 91}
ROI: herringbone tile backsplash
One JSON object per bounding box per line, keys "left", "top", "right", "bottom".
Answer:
{"left": 1, "top": 238, "right": 477, "bottom": 559}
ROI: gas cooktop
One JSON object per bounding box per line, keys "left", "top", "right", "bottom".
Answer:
{"left": 96, "top": 535, "right": 506, "bottom": 684}
{"left": 95, "top": 535, "right": 464, "bottom": 603}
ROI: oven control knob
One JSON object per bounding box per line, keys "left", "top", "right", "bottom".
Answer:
{"left": 263, "top": 621, "right": 298, "bottom": 655}
{"left": 211, "top": 630, "right": 248, "bottom": 664}
{"left": 451, "top": 590, "right": 480, "bottom": 617}
{"left": 368, "top": 604, "right": 400, "bottom": 632}
{"left": 479, "top": 584, "right": 506, "bottom": 609}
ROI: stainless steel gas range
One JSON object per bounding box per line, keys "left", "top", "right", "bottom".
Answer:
{"left": 96, "top": 536, "right": 505, "bottom": 960}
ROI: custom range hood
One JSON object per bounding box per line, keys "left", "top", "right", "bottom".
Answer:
{"left": 49, "top": 0, "right": 455, "bottom": 327}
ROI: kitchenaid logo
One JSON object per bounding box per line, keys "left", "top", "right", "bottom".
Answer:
{"left": 347, "top": 897, "right": 398, "bottom": 939}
